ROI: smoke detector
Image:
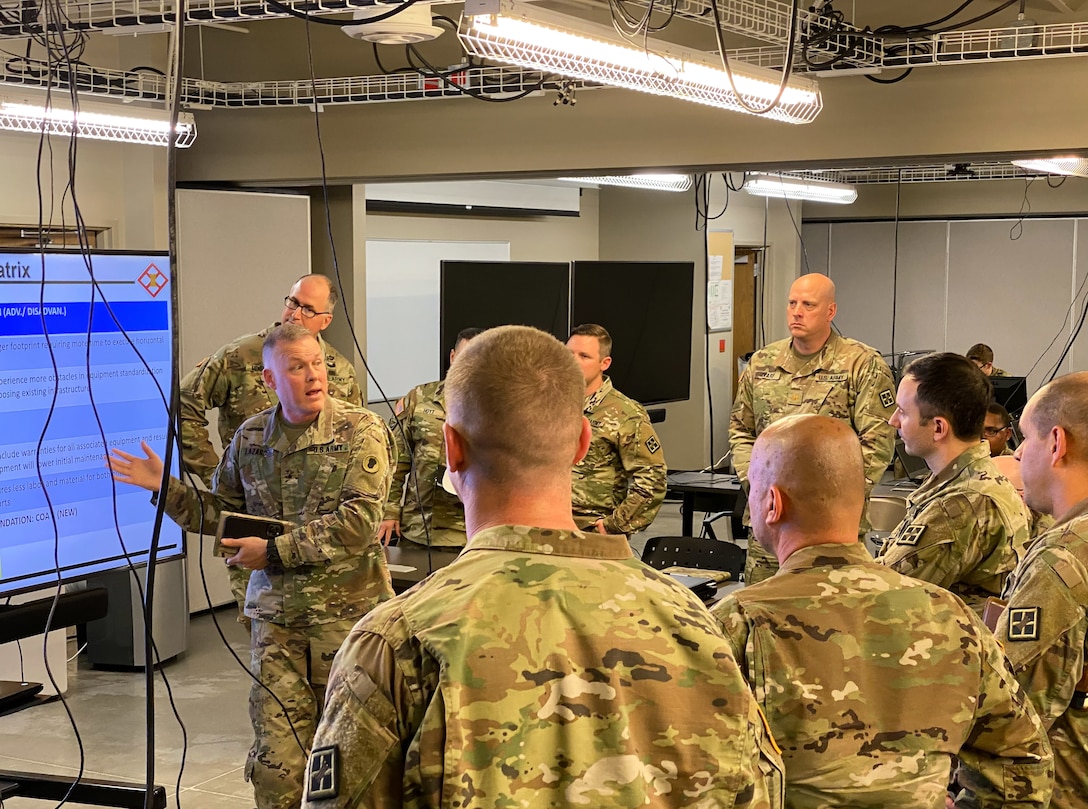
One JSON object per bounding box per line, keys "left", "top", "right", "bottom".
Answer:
{"left": 342, "top": 3, "right": 443, "bottom": 44}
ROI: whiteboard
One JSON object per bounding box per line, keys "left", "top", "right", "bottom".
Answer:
{"left": 366, "top": 238, "right": 510, "bottom": 401}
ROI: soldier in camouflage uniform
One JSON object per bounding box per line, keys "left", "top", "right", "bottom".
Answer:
{"left": 377, "top": 328, "right": 482, "bottom": 548}
{"left": 993, "top": 372, "right": 1088, "bottom": 809}
{"left": 967, "top": 343, "right": 1009, "bottom": 377}
{"left": 110, "top": 324, "right": 392, "bottom": 809}
{"left": 985, "top": 403, "right": 1016, "bottom": 457}
{"left": 992, "top": 455, "right": 1055, "bottom": 545}
{"left": 180, "top": 274, "right": 362, "bottom": 621}
{"left": 567, "top": 324, "right": 667, "bottom": 535}
{"left": 730, "top": 274, "right": 896, "bottom": 584}
{"left": 878, "top": 353, "right": 1029, "bottom": 614}
{"left": 713, "top": 414, "right": 1053, "bottom": 809}
{"left": 304, "top": 325, "right": 785, "bottom": 809}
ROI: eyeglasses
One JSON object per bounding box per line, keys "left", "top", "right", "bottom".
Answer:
{"left": 982, "top": 426, "right": 1010, "bottom": 438}
{"left": 284, "top": 296, "right": 329, "bottom": 319}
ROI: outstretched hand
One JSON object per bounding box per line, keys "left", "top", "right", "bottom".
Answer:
{"left": 107, "top": 441, "right": 165, "bottom": 493}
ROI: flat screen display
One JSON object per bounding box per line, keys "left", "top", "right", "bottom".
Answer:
{"left": 991, "top": 375, "right": 1029, "bottom": 418}
{"left": 0, "top": 250, "right": 181, "bottom": 596}
{"left": 440, "top": 261, "right": 570, "bottom": 376}
{"left": 571, "top": 261, "right": 694, "bottom": 405}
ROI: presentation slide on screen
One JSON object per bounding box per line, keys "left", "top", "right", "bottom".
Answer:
{"left": 0, "top": 251, "right": 181, "bottom": 595}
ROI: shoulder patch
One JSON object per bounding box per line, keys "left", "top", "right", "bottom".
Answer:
{"left": 880, "top": 389, "right": 895, "bottom": 409}
{"left": 365, "top": 455, "right": 380, "bottom": 472}
{"left": 1006, "top": 606, "right": 1041, "bottom": 642}
{"left": 896, "top": 524, "right": 926, "bottom": 546}
{"left": 307, "top": 745, "right": 339, "bottom": 800}
{"left": 645, "top": 435, "right": 661, "bottom": 454}
{"left": 394, "top": 398, "right": 405, "bottom": 416}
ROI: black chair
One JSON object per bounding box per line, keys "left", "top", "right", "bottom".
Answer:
{"left": 642, "top": 537, "right": 746, "bottom": 582}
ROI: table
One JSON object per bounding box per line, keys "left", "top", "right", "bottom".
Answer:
{"left": 665, "top": 471, "right": 744, "bottom": 537}
{"left": 384, "top": 545, "right": 460, "bottom": 592}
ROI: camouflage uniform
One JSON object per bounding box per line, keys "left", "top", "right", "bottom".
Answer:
{"left": 729, "top": 333, "right": 896, "bottom": 583}
{"left": 992, "top": 366, "right": 1010, "bottom": 377}
{"left": 877, "top": 443, "right": 1029, "bottom": 615}
{"left": 571, "top": 376, "right": 667, "bottom": 534}
{"left": 385, "top": 380, "right": 466, "bottom": 547}
{"left": 998, "top": 498, "right": 1088, "bottom": 809}
{"left": 712, "top": 543, "right": 1053, "bottom": 809}
{"left": 179, "top": 323, "right": 362, "bottom": 617}
{"left": 163, "top": 396, "right": 394, "bottom": 809}
{"left": 303, "top": 525, "right": 785, "bottom": 809}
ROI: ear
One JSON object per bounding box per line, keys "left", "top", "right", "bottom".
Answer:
{"left": 931, "top": 416, "right": 950, "bottom": 442}
{"left": 573, "top": 417, "right": 592, "bottom": 465}
{"left": 1051, "top": 426, "right": 1069, "bottom": 467}
{"left": 444, "top": 422, "right": 466, "bottom": 473}
{"left": 318, "top": 313, "right": 333, "bottom": 331}
{"left": 601, "top": 355, "right": 612, "bottom": 373}
{"left": 262, "top": 367, "right": 276, "bottom": 392}
{"left": 449, "top": 348, "right": 456, "bottom": 366}
{"left": 764, "top": 484, "right": 785, "bottom": 526}
{"left": 827, "top": 301, "right": 837, "bottom": 321}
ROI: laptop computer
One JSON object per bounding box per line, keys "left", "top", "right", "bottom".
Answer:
{"left": 895, "top": 439, "right": 930, "bottom": 484}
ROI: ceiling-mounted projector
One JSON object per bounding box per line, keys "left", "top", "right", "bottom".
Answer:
{"left": 342, "top": 2, "right": 443, "bottom": 44}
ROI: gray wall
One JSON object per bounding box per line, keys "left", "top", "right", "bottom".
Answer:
{"left": 803, "top": 217, "right": 1086, "bottom": 393}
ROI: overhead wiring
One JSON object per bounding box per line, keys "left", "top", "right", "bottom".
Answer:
{"left": 709, "top": 0, "right": 801, "bottom": 116}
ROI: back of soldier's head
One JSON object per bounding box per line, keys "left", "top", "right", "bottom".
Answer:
{"left": 445, "top": 325, "right": 584, "bottom": 483}
{"left": 1028, "top": 371, "right": 1088, "bottom": 464}
{"left": 904, "top": 352, "right": 992, "bottom": 440}
{"left": 752, "top": 415, "right": 865, "bottom": 536}
{"left": 966, "top": 343, "right": 994, "bottom": 365}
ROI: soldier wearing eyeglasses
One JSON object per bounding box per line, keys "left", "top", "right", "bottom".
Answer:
{"left": 180, "top": 274, "right": 362, "bottom": 622}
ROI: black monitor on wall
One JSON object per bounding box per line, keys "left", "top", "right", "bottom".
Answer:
{"left": 992, "top": 375, "right": 1029, "bottom": 419}
{"left": 571, "top": 261, "right": 694, "bottom": 405}
{"left": 440, "top": 261, "right": 570, "bottom": 375}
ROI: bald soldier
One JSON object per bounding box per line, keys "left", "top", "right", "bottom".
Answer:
{"left": 712, "top": 414, "right": 1053, "bottom": 809}
{"left": 878, "top": 353, "right": 1029, "bottom": 614}
{"left": 730, "top": 273, "right": 896, "bottom": 584}
{"left": 305, "top": 325, "right": 784, "bottom": 809}
{"left": 181, "top": 274, "right": 362, "bottom": 620}
{"left": 996, "top": 372, "right": 1088, "bottom": 808}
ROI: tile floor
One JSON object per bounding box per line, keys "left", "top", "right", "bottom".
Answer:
{"left": 0, "top": 502, "right": 742, "bottom": 808}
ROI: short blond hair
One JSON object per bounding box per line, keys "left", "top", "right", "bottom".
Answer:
{"left": 445, "top": 325, "right": 584, "bottom": 483}
{"left": 1028, "top": 371, "right": 1088, "bottom": 463}
{"left": 262, "top": 323, "right": 316, "bottom": 364}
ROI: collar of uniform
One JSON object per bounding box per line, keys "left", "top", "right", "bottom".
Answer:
{"left": 909, "top": 442, "right": 989, "bottom": 505}
{"left": 265, "top": 397, "right": 336, "bottom": 452}
{"left": 779, "top": 541, "right": 872, "bottom": 573}
{"left": 1054, "top": 496, "right": 1088, "bottom": 529}
{"left": 776, "top": 331, "right": 840, "bottom": 374}
{"left": 463, "top": 524, "right": 633, "bottom": 560}
{"left": 584, "top": 375, "right": 614, "bottom": 413}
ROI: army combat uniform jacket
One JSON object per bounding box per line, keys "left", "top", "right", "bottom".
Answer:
{"left": 712, "top": 543, "right": 1053, "bottom": 809}
{"left": 385, "top": 380, "right": 466, "bottom": 547}
{"left": 303, "top": 525, "right": 785, "bottom": 809}
{"left": 999, "top": 498, "right": 1088, "bottom": 809}
{"left": 571, "top": 376, "right": 667, "bottom": 534}
{"left": 164, "top": 396, "right": 394, "bottom": 628}
{"left": 879, "top": 443, "right": 1029, "bottom": 614}
{"left": 180, "top": 323, "right": 361, "bottom": 487}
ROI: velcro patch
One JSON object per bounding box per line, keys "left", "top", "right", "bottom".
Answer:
{"left": 1007, "top": 606, "right": 1041, "bottom": 642}
{"left": 645, "top": 435, "right": 661, "bottom": 454}
{"left": 307, "top": 745, "right": 339, "bottom": 800}
{"left": 755, "top": 371, "right": 779, "bottom": 381}
{"left": 880, "top": 389, "right": 895, "bottom": 409}
{"left": 896, "top": 524, "right": 926, "bottom": 546}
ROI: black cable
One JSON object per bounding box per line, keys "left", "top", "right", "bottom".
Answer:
{"left": 405, "top": 41, "right": 551, "bottom": 103}
{"left": 759, "top": 196, "right": 768, "bottom": 349}
{"left": 710, "top": 0, "right": 801, "bottom": 117}
{"left": 891, "top": 169, "right": 901, "bottom": 358}
{"left": 1024, "top": 267, "right": 1088, "bottom": 381}
{"left": 1010, "top": 176, "right": 1034, "bottom": 240}
{"left": 263, "top": 0, "right": 421, "bottom": 26}
{"left": 702, "top": 227, "right": 714, "bottom": 469}
{"left": 1045, "top": 294, "right": 1088, "bottom": 383}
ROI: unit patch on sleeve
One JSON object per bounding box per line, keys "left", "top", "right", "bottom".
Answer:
{"left": 307, "top": 745, "right": 339, "bottom": 800}
{"left": 880, "top": 389, "right": 895, "bottom": 409}
{"left": 645, "top": 435, "right": 661, "bottom": 454}
{"left": 896, "top": 524, "right": 926, "bottom": 546}
{"left": 1007, "top": 606, "right": 1041, "bottom": 642}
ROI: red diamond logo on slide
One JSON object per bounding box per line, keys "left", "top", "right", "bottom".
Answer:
{"left": 138, "top": 264, "right": 168, "bottom": 298}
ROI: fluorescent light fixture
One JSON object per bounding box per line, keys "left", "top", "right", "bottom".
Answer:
{"left": 0, "top": 90, "right": 196, "bottom": 148}
{"left": 458, "top": 1, "right": 822, "bottom": 124}
{"left": 558, "top": 174, "right": 693, "bottom": 192}
{"left": 1012, "top": 156, "right": 1088, "bottom": 178}
{"left": 743, "top": 172, "right": 857, "bottom": 204}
